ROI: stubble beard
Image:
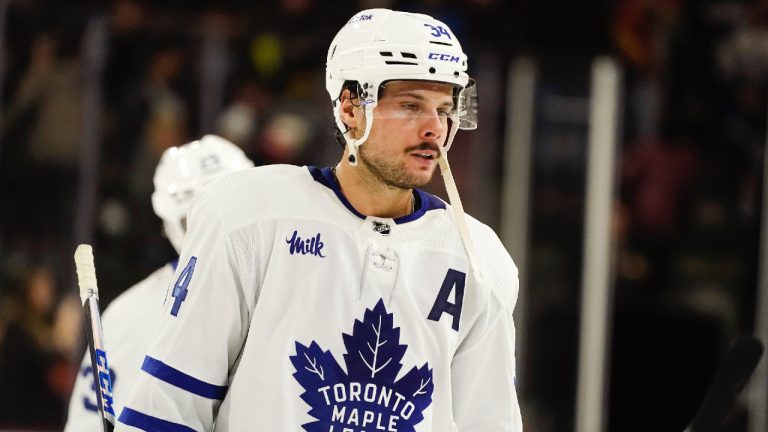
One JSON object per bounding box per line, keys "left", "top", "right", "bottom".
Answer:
{"left": 357, "top": 144, "right": 434, "bottom": 190}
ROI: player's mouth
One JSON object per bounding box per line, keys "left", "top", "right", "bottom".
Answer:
{"left": 407, "top": 143, "right": 440, "bottom": 161}
{"left": 412, "top": 151, "right": 436, "bottom": 160}
{"left": 409, "top": 150, "right": 438, "bottom": 168}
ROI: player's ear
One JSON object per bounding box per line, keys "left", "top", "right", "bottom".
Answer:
{"left": 339, "top": 88, "right": 361, "bottom": 133}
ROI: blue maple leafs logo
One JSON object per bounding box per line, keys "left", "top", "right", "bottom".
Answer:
{"left": 291, "top": 300, "right": 434, "bottom": 431}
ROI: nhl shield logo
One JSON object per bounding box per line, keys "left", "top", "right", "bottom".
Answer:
{"left": 371, "top": 221, "right": 391, "bottom": 236}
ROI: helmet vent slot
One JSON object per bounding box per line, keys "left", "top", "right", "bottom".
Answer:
{"left": 429, "top": 41, "right": 453, "bottom": 46}
{"left": 379, "top": 51, "right": 393, "bottom": 57}
{"left": 401, "top": 52, "right": 417, "bottom": 59}
{"left": 385, "top": 61, "right": 418, "bottom": 65}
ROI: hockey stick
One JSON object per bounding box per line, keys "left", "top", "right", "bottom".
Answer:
{"left": 683, "top": 335, "right": 764, "bottom": 432}
{"left": 75, "top": 244, "right": 116, "bottom": 432}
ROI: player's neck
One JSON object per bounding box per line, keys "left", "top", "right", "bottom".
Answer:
{"left": 332, "top": 163, "right": 414, "bottom": 219}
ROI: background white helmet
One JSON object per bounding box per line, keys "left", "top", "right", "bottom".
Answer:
{"left": 326, "top": 9, "right": 477, "bottom": 164}
{"left": 151, "top": 135, "right": 254, "bottom": 253}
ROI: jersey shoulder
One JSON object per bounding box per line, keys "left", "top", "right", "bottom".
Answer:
{"left": 102, "top": 263, "right": 176, "bottom": 325}
{"left": 205, "top": 163, "right": 309, "bottom": 194}
{"left": 444, "top": 208, "right": 519, "bottom": 307}
{"left": 194, "top": 164, "right": 322, "bottom": 230}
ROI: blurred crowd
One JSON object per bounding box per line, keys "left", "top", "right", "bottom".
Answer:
{"left": 524, "top": 0, "right": 768, "bottom": 430}
{"left": 0, "top": 0, "right": 766, "bottom": 430}
{"left": 0, "top": 0, "right": 511, "bottom": 429}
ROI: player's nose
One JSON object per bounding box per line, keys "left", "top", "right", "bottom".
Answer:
{"left": 418, "top": 110, "right": 445, "bottom": 144}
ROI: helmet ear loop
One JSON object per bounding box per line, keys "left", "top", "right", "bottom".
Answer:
{"left": 332, "top": 86, "right": 360, "bottom": 131}
{"left": 442, "top": 114, "right": 461, "bottom": 152}
{"left": 334, "top": 86, "right": 374, "bottom": 166}
{"left": 345, "top": 100, "right": 376, "bottom": 166}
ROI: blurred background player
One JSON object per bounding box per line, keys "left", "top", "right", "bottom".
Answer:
{"left": 63, "top": 135, "right": 253, "bottom": 431}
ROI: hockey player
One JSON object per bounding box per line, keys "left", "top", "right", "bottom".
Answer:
{"left": 63, "top": 136, "right": 253, "bottom": 431}
{"left": 118, "top": 9, "right": 523, "bottom": 431}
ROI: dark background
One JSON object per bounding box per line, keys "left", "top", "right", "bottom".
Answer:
{"left": 0, "top": 0, "right": 765, "bottom": 431}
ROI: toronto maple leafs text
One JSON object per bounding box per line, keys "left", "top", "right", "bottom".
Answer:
{"left": 317, "top": 382, "right": 415, "bottom": 431}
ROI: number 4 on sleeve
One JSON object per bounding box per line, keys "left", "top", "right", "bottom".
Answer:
{"left": 170, "top": 257, "right": 197, "bottom": 317}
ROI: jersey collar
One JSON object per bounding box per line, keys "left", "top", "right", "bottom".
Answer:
{"left": 308, "top": 166, "right": 445, "bottom": 224}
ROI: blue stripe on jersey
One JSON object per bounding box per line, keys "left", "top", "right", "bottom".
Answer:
{"left": 141, "top": 356, "right": 227, "bottom": 400}
{"left": 308, "top": 165, "right": 366, "bottom": 219}
{"left": 307, "top": 166, "right": 445, "bottom": 223}
{"left": 397, "top": 188, "right": 446, "bottom": 223}
{"left": 119, "top": 407, "right": 196, "bottom": 432}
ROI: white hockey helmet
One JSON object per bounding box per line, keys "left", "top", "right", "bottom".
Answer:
{"left": 326, "top": 9, "right": 478, "bottom": 164}
{"left": 151, "top": 135, "right": 254, "bottom": 253}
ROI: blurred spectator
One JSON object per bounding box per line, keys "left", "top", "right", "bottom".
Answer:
{"left": 258, "top": 111, "right": 313, "bottom": 164}
{"left": 620, "top": 135, "right": 698, "bottom": 291}
{"left": 613, "top": 0, "right": 682, "bottom": 72}
{"left": 243, "top": 0, "right": 338, "bottom": 92}
{"left": 716, "top": 1, "right": 768, "bottom": 81}
{"left": 2, "top": 28, "right": 84, "bottom": 245}
{"left": 5, "top": 32, "right": 82, "bottom": 171}
{"left": 126, "top": 43, "right": 190, "bottom": 206}
{"left": 0, "top": 265, "right": 80, "bottom": 428}
{"left": 129, "top": 100, "right": 189, "bottom": 202}
{"left": 216, "top": 79, "right": 272, "bottom": 151}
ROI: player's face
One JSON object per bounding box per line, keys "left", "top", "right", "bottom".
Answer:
{"left": 358, "top": 80, "right": 455, "bottom": 189}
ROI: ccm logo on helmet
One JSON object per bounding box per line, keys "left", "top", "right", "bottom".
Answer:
{"left": 428, "top": 53, "right": 461, "bottom": 62}
{"left": 348, "top": 13, "right": 373, "bottom": 24}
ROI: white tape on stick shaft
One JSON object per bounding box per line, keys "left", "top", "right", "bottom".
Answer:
{"left": 75, "top": 244, "right": 99, "bottom": 305}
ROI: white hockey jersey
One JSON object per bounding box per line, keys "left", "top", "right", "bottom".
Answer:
{"left": 64, "top": 262, "right": 177, "bottom": 432}
{"left": 117, "top": 165, "right": 522, "bottom": 432}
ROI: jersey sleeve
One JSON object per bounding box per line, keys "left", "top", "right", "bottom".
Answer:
{"left": 116, "top": 186, "right": 251, "bottom": 432}
{"left": 451, "top": 225, "right": 523, "bottom": 431}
